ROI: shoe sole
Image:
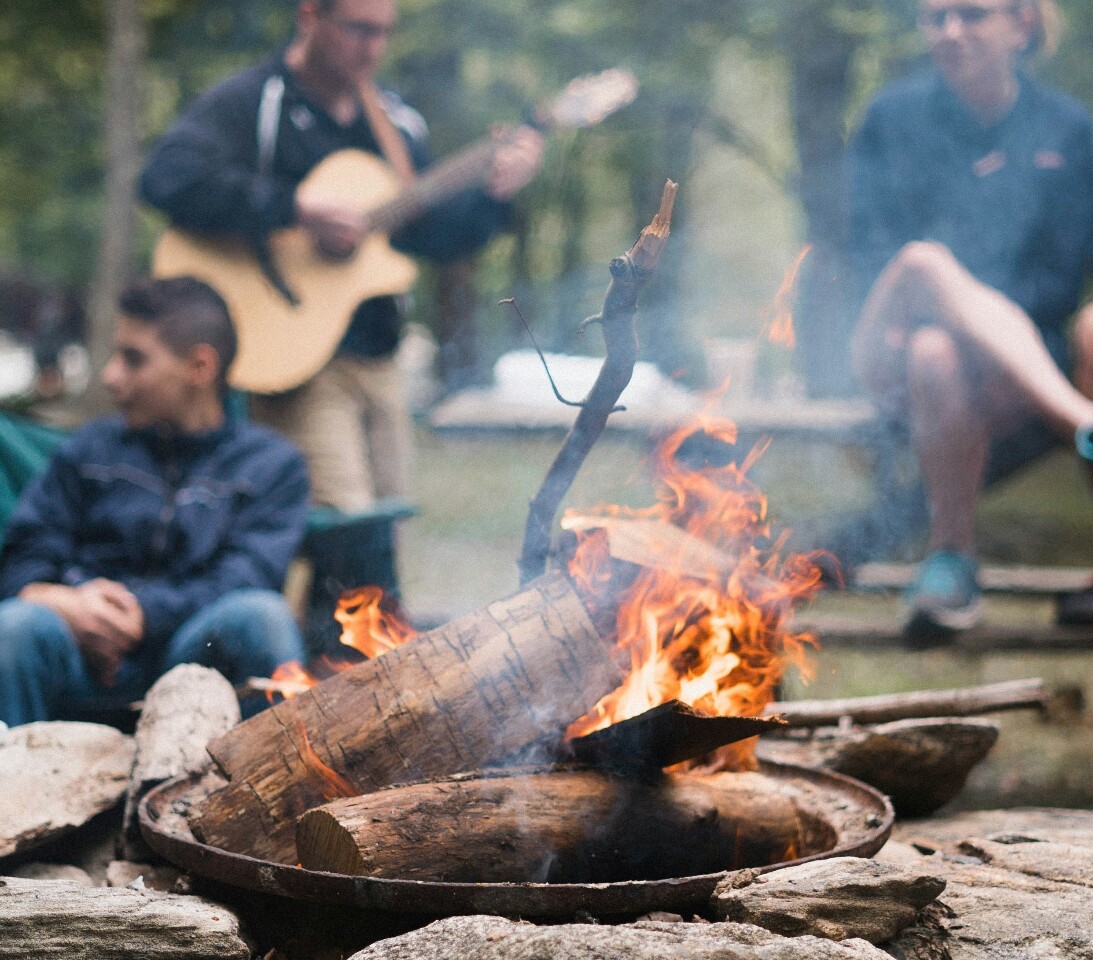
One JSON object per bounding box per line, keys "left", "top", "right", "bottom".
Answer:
{"left": 903, "top": 598, "right": 984, "bottom": 645}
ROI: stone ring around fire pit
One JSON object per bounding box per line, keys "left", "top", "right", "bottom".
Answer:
{"left": 139, "top": 761, "right": 892, "bottom": 920}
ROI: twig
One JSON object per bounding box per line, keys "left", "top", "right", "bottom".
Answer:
{"left": 764, "top": 678, "right": 1049, "bottom": 729}
{"left": 517, "top": 180, "right": 677, "bottom": 586}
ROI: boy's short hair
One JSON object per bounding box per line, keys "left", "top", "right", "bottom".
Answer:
{"left": 118, "top": 277, "right": 237, "bottom": 388}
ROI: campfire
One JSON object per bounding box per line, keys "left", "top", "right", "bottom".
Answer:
{"left": 132, "top": 188, "right": 897, "bottom": 914}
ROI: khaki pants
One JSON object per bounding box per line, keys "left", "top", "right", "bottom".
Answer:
{"left": 251, "top": 354, "right": 412, "bottom": 511}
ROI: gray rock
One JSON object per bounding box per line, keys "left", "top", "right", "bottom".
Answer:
{"left": 347, "top": 914, "right": 892, "bottom": 959}
{"left": 710, "top": 856, "right": 945, "bottom": 943}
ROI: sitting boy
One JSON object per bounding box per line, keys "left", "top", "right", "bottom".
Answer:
{"left": 0, "top": 276, "right": 309, "bottom": 725}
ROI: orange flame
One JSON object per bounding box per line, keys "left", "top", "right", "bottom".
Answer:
{"left": 564, "top": 413, "right": 825, "bottom": 772}
{"left": 264, "top": 588, "right": 417, "bottom": 702}
{"left": 289, "top": 709, "right": 357, "bottom": 801}
{"left": 334, "top": 585, "right": 418, "bottom": 658}
{"left": 763, "top": 246, "right": 810, "bottom": 350}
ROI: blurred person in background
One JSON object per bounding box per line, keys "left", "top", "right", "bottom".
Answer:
{"left": 846, "top": 0, "right": 1093, "bottom": 642}
{"left": 140, "top": 0, "right": 543, "bottom": 511}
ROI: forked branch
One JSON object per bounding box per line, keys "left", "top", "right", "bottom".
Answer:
{"left": 518, "top": 180, "right": 678, "bottom": 585}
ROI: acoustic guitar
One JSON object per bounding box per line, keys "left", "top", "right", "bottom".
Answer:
{"left": 152, "top": 69, "right": 638, "bottom": 394}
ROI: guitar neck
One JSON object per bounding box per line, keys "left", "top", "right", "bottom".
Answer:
{"left": 367, "top": 137, "right": 502, "bottom": 236}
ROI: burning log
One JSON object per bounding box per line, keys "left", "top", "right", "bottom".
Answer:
{"left": 295, "top": 768, "right": 804, "bottom": 883}
{"left": 766, "top": 678, "right": 1049, "bottom": 728}
{"left": 188, "top": 573, "right": 623, "bottom": 862}
{"left": 569, "top": 700, "right": 786, "bottom": 773}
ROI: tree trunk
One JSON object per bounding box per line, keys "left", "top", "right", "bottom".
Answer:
{"left": 189, "top": 572, "right": 623, "bottom": 863}
{"left": 784, "top": 1, "right": 859, "bottom": 399}
{"left": 84, "top": 0, "right": 144, "bottom": 416}
{"left": 296, "top": 769, "right": 803, "bottom": 882}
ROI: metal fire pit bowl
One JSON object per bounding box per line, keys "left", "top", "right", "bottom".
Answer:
{"left": 140, "top": 762, "right": 893, "bottom": 919}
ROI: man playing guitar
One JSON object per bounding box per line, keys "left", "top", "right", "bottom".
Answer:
{"left": 141, "top": 0, "right": 544, "bottom": 510}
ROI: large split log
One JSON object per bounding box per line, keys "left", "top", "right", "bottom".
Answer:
{"left": 0, "top": 721, "right": 134, "bottom": 861}
{"left": 0, "top": 876, "right": 251, "bottom": 960}
{"left": 190, "top": 573, "right": 623, "bottom": 862}
{"left": 296, "top": 768, "right": 804, "bottom": 882}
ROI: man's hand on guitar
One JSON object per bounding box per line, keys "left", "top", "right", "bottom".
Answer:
{"left": 295, "top": 195, "right": 370, "bottom": 260}
{"left": 486, "top": 125, "right": 545, "bottom": 201}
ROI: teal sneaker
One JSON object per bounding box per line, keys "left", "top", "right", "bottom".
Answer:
{"left": 903, "top": 549, "right": 982, "bottom": 645}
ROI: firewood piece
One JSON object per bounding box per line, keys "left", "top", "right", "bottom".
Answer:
{"left": 518, "top": 181, "right": 677, "bottom": 586}
{"left": 6, "top": 863, "right": 93, "bottom": 885}
{"left": 121, "top": 664, "right": 240, "bottom": 861}
{"left": 757, "top": 718, "right": 999, "bottom": 817}
{"left": 562, "top": 516, "right": 733, "bottom": 580}
{"left": 766, "top": 678, "right": 1048, "bottom": 728}
{"left": 0, "top": 876, "right": 251, "bottom": 959}
{"left": 346, "top": 915, "right": 893, "bottom": 960}
{"left": 190, "top": 573, "right": 623, "bottom": 863}
{"left": 296, "top": 769, "right": 804, "bottom": 882}
{"left": 0, "top": 722, "right": 134, "bottom": 861}
{"left": 710, "top": 856, "right": 946, "bottom": 943}
{"left": 570, "top": 700, "right": 786, "bottom": 773}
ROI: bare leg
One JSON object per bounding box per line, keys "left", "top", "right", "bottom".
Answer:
{"left": 905, "top": 326, "right": 989, "bottom": 554}
{"left": 853, "top": 242, "right": 1093, "bottom": 437}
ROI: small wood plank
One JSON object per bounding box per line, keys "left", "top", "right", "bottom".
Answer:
{"left": 852, "top": 562, "right": 1091, "bottom": 596}
{"left": 569, "top": 700, "right": 785, "bottom": 773}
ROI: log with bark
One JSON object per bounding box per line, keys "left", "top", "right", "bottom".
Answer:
{"left": 295, "top": 768, "right": 804, "bottom": 882}
{"left": 189, "top": 572, "right": 623, "bottom": 863}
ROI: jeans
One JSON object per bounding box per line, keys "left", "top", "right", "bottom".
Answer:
{"left": 0, "top": 589, "right": 305, "bottom": 727}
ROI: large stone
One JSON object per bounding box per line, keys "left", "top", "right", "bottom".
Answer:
{"left": 0, "top": 876, "right": 251, "bottom": 959}
{"left": 710, "top": 856, "right": 945, "bottom": 943}
{"left": 347, "top": 915, "right": 892, "bottom": 960}
{"left": 0, "top": 721, "right": 134, "bottom": 861}
{"left": 882, "top": 809, "right": 1093, "bottom": 959}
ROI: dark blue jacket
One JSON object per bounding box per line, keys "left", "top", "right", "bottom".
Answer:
{"left": 847, "top": 69, "right": 1093, "bottom": 361}
{"left": 0, "top": 416, "right": 309, "bottom": 652}
{"left": 140, "top": 55, "right": 511, "bottom": 358}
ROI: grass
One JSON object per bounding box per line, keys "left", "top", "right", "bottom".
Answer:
{"left": 399, "top": 423, "right": 1093, "bottom": 812}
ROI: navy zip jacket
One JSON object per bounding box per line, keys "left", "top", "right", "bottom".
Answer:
{"left": 0, "top": 416, "right": 309, "bottom": 652}
{"left": 140, "top": 55, "right": 511, "bottom": 359}
{"left": 847, "top": 69, "right": 1093, "bottom": 362}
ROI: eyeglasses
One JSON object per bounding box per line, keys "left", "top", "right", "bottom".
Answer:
{"left": 920, "top": 4, "right": 1016, "bottom": 30}
{"left": 322, "top": 15, "right": 395, "bottom": 41}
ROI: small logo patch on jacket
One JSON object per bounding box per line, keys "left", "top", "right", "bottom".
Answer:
{"left": 1034, "top": 150, "right": 1066, "bottom": 170}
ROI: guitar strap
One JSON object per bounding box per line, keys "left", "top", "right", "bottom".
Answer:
{"left": 358, "top": 82, "right": 416, "bottom": 185}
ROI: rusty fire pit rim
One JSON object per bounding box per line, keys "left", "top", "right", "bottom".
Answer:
{"left": 138, "top": 760, "right": 893, "bottom": 916}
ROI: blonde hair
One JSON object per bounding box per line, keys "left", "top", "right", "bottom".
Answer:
{"left": 1023, "top": 0, "right": 1064, "bottom": 56}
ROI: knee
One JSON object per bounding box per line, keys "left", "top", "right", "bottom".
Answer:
{"left": 1071, "top": 303, "right": 1093, "bottom": 377}
{"left": 218, "top": 589, "right": 297, "bottom": 631}
{"left": 906, "top": 326, "right": 964, "bottom": 392}
{"left": 0, "top": 599, "right": 71, "bottom": 672}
